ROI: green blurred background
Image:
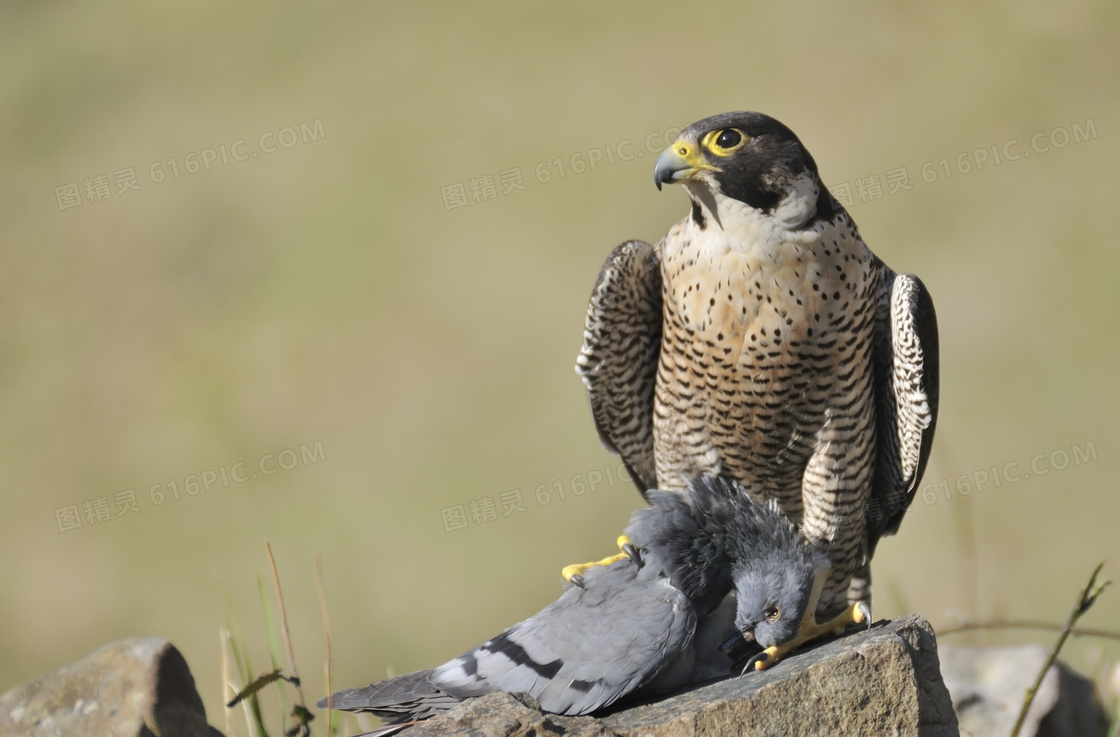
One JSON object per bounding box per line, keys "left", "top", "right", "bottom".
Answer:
{"left": 2, "top": 0, "right": 1118, "bottom": 727}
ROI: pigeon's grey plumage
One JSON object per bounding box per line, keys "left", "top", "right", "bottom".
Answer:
{"left": 576, "top": 111, "right": 939, "bottom": 616}
{"left": 319, "top": 477, "right": 821, "bottom": 729}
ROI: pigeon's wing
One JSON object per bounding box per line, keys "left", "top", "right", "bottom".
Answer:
{"left": 316, "top": 668, "right": 459, "bottom": 721}
{"left": 575, "top": 240, "right": 663, "bottom": 495}
{"left": 432, "top": 559, "right": 695, "bottom": 716}
{"left": 867, "top": 263, "right": 940, "bottom": 552}
{"left": 639, "top": 592, "right": 736, "bottom": 695}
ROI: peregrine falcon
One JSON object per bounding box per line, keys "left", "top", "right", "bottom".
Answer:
{"left": 573, "top": 111, "right": 939, "bottom": 626}
{"left": 320, "top": 478, "right": 860, "bottom": 731}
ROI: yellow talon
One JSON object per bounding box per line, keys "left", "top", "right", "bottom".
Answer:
{"left": 562, "top": 535, "right": 633, "bottom": 584}
{"left": 752, "top": 602, "right": 869, "bottom": 671}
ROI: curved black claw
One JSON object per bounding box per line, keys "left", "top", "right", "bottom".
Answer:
{"left": 569, "top": 574, "right": 587, "bottom": 589}
{"left": 621, "top": 542, "right": 642, "bottom": 567}
{"left": 741, "top": 651, "right": 770, "bottom": 676}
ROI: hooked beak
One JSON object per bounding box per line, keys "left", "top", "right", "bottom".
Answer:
{"left": 653, "top": 139, "right": 719, "bottom": 190}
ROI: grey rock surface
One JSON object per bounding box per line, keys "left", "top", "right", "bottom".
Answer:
{"left": 0, "top": 638, "right": 223, "bottom": 737}
{"left": 401, "top": 692, "right": 615, "bottom": 737}
{"left": 939, "top": 645, "right": 1108, "bottom": 737}
{"left": 371, "top": 614, "right": 959, "bottom": 737}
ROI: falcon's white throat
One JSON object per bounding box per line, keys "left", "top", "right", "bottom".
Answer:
{"left": 679, "top": 170, "right": 824, "bottom": 261}
{"left": 771, "top": 171, "right": 821, "bottom": 228}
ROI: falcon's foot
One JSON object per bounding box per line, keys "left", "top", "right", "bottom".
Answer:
{"left": 746, "top": 602, "right": 870, "bottom": 672}
{"left": 561, "top": 535, "right": 638, "bottom": 588}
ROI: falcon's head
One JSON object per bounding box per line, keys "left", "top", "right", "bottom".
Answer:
{"left": 653, "top": 111, "right": 832, "bottom": 229}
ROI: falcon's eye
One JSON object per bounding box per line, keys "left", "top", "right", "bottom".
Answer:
{"left": 703, "top": 128, "right": 748, "bottom": 156}
{"left": 765, "top": 606, "right": 780, "bottom": 622}
{"left": 716, "top": 130, "right": 741, "bottom": 148}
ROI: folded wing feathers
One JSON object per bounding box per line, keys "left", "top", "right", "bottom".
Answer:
{"left": 433, "top": 559, "right": 694, "bottom": 715}
{"left": 869, "top": 265, "right": 939, "bottom": 546}
{"left": 576, "top": 240, "right": 663, "bottom": 493}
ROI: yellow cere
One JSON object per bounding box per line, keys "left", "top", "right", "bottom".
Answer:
{"left": 667, "top": 140, "right": 720, "bottom": 172}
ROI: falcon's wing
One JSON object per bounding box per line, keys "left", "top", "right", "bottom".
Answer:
{"left": 431, "top": 558, "right": 695, "bottom": 716}
{"left": 575, "top": 240, "right": 663, "bottom": 495}
{"left": 867, "top": 262, "right": 940, "bottom": 553}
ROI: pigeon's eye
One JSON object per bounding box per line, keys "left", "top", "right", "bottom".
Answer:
{"left": 765, "top": 606, "right": 780, "bottom": 622}
{"left": 704, "top": 128, "right": 748, "bottom": 156}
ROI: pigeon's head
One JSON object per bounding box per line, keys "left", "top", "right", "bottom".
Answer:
{"left": 730, "top": 548, "right": 822, "bottom": 649}
{"left": 678, "top": 477, "right": 824, "bottom": 650}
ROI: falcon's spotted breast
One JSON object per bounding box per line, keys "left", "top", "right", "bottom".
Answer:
{"left": 577, "top": 111, "right": 939, "bottom": 618}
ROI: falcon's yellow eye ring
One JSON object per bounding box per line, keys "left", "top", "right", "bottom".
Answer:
{"left": 765, "top": 606, "right": 780, "bottom": 622}
{"left": 702, "top": 128, "right": 749, "bottom": 157}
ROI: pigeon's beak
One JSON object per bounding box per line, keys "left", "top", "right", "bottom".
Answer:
{"left": 719, "top": 629, "right": 754, "bottom": 654}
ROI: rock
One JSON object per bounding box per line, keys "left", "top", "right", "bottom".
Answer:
{"left": 939, "top": 645, "right": 1109, "bottom": 737}
{"left": 377, "top": 614, "right": 959, "bottom": 737}
{"left": 402, "top": 692, "right": 616, "bottom": 737}
{"left": 0, "top": 638, "right": 224, "bottom": 737}
{"left": 602, "top": 613, "right": 958, "bottom": 737}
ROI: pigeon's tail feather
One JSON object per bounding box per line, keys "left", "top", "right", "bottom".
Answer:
{"left": 351, "top": 723, "right": 415, "bottom": 737}
{"left": 316, "top": 668, "right": 461, "bottom": 721}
